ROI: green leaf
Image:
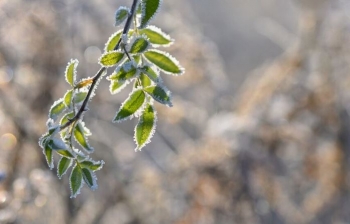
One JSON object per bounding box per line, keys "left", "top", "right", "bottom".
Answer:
{"left": 65, "top": 59, "right": 78, "bottom": 87}
{"left": 56, "top": 149, "right": 75, "bottom": 158}
{"left": 108, "top": 61, "right": 140, "bottom": 82}
{"left": 47, "top": 139, "right": 75, "bottom": 158}
{"left": 82, "top": 168, "right": 97, "bottom": 190}
{"left": 129, "top": 35, "right": 150, "bottom": 54}
{"left": 105, "top": 30, "right": 123, "bottom": 52}
{"left": 140, "top": 0, "right": 162, "bottom": 28}
{"left": 144, "top": 50, "right": 184, "bottom": 75}
{"left": 80, "top": 160, "right": 104, "bottom": 171}
{"left": 43, "top": 143, "right": 54, "bottom": 169}
{"left": 133, "top": 55, "right": 141, "bottom": 64}
{"left": 110, "top": 80, "right": 128, "bottom": 95}
{"left": 74, "top": 122, "right": 94, "bottom": 153}
{"left": 60, "top": 112, "right": 74, "bottom": 139}
{"left": 144, "top": 85, "right": 172, "bottom": 107}
{"left": 140, "top": 73, "right": 152, "bottom": 88}
{"left": 113, "top": 89, "right": 146, "bottom": 122}
{"left": 64, "top": 89, "right": 73, "bottom": 107}
{"left": 140, "top": 65, "right": 161, "bottom": 83}
{"left": 49, "top": 98, "right": 66, "bottom": 121}
{"left": 135, "top": 103, "right": 157, "bottom": 150}
{"left": 74, "top": 91, "right": 88, "bottom": 104}
{"left": 57, "top": 157, "right": 72, "bottom": 179}
{"left": 115, "top": 6, "right": 129, "bottom": 26}
{"left": 139, "top": 26, "right": 173, "bottom": 46}
{"left": 69, "top": 165, "right": 83, "bottom": 198}
{"left": 99, "top": 51, "right": 125, "bottom": 67}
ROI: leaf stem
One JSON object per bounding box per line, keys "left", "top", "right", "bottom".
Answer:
{"left": 60, "top": 0, "right": 139, "bottom": 131}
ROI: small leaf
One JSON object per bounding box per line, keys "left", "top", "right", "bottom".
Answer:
{"left": 74, "top": 122, "right": 94, "bottom": 153}
{"left": 135, "top": 103, "right": 157, "bottom": 150}
{"left": 65, "top": 59, "right": 78, "bottom": 86}
{"left": 70, "top": 165, "right": 83, "bottom": 198}
{"left": 133, "top": 55, "right": 141, "bottom": 64}
{"left": 82, "top": 168, "right": 97, "bottom": 190}
{"left": 57, "top": 157, "right": 72, "bottom": 179}
{"left": 49, "top": 98, "right": 66, "bottom": 121}
{"left": 140, "top": 73, "right": 152, "bottom": 88}
{"left": 113, "top": 89, "right": 146, "bottom": 122}
{"left": 80, "top": 160, "right": 105, "bottom": 171}
{"left": 140, "top": 65, "right": 161, "bottom": 83}
{"left": 43, "top": 143, "right": 54, "bottom": 169}
{"left": 47, "top": 139, "right": 75, "bottom": 158}
{"left": 64, "top": 90, "right": 73, "bottom": 107}
{"left": 75, "top": 78, "right": 93, "bottom": 89}
{"left": 99, "top": 51, "right": 125, "bottom": 67}
{"left": 129, "top": 35, "right": 150, "bottom": 54}
{"left": 105, "top": 30, "right": 123, "bottom": 52}
{"left": 110, "top": 80, "right": 128, "bottom": 95}
{"left": 115, "top": 6, "right": 129, "bottom": 27}
{"left": 108, "top": 61, "right": 140, "bottom": 82}
{"left": 140, "top": 0, "right": 162, "bottom": 28}
{"left": 60, "top": 112, "right": 74, "bottom": 139}
{"left": 139, "top": 26, "right": 173, "bottom": 47}
{"left": 74, "top": 91, "right": 88, "bottom": 104}
{"left": 144, "top": 85, "right": 172, "bottom": 106}
{"left": 56, "top": 149, "right": 75, "bottom": 158}
{"left": 144, "top": 50, "right": 184, "bottom": 75}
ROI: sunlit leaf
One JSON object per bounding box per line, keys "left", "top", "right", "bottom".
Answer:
{"left": 49, "top": 98, "right": 66, "bottom": 121}
{"left": 82, "top": 168, "right": 97, "bottom": 190}
{"left": 70, "top": 165, "right": 83, "bottom": 198}
{"left": 140, "top": 65, "right": 161, "bottom": 83}
{"left": 129, "top": 35, "right": 150, "bottom": 54}
{"left": 74, "top": 91, "right": 88, "bottom": 104}
{"left": 105, "top": 30, "right": 123, "bottom": 52}
{"left": 140, "top": 73, "right": 152, "bottom": 88}
{"left": 108, "top": 61, "right": 140, "bottom": 82}
{"left": 60, "top": 112, "right": 74, "bottom": 139}
{"left": 74, "top": 122, "right": 94, "bottom": 153}
{"left": 47, "top": 139, "right": 75, "bottom": 158}
{"left": 57, "top": 157, "right": 72, "bottom": 179}
{"left": 134, "top": 103, "right": 156, "bottom": 151}
{"left": 110, "top": 80, "right": 128, "bottom": 95}
{"left": 75, "top": 78, "right": 93, "bottom": 89}
{"left": 113, "top": 89, "right": 146, "bottom": 123}
{"left": 43, "top": 143, "right": 54, "bottom": 170}
{"left": 140, "top": 0, "right": 162, "bottom": 28}
{"left": 139, "top": 25, "right": 173, "bottom": 47}
{"left": 144, "top": 85, "right": 172, "bottom": 106}
{"left": 80, "top": 160, "right": 105, "bottom": 171}
{"left": 65, "top": 59, "right": 78, "bottom": 86}
{"left": 115, "top": 6, "right": 129, "bottom": 26}
{"left": 144, "top": 50, "right": 184, "bottom": 75}
{"left": 64, "top": 90, "right": 73, "bottom": 107}
{"left": 99, "top": 51, "right": 125, "bottom": 67}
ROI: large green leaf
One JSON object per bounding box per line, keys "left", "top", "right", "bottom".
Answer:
{"left": 129, "top": 36, "right": 150, "bottom": 54}
{"left": 113, "top": 89, "right": 146, "bottom": 122}
{"left": 140, "top": 0, "right": 162, "bottom": 28}
{"left": 49, "top": 98, "right": 66, "bottom": 121}
{"left": 108, "top": 61, "right": 140, "bottom": 82}
{"left": 135, "top": 104, "right": 156, "bottom": 150}
{"left": 65, "top": 59, "right": 78, "bottom": 86}
{"left": 144, "top": 50, "right": 183, "bottom": 75}
{"left": 99, "top": 51, "right": 125, "bottom": 67}
{"left": 57, "top": 157, "right": 72, "bottom": 179}
{"left": 114, "top": 6, "right": 129, "bottom": 26}
{"left": 82, "top": 168, "right": 97, "bottom": 190}
{"left": 74, "top": 122, "right": 94, "bottom": 153}
{"left": 80, "top": 160, "right": 104, "bottom": 171}
{"left": 69, "top": 165, "right": 83, "bottom": 198}
{"left": 139, "top": 26, "right": 173, "bottom": 46}
{"left": 144, "top": 85, "right": 172, "bottom": 107}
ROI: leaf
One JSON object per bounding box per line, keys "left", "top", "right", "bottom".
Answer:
{"left": 43, "top": 143, "right": 54, "bottom": 170}
{"left": 74, "top": 91, "right": 88, "bottom": 104}
{"left": 110, "top": 80, "right": 128, "bottom": 95}
{"left": 135, "top": 103, "right": 157, "bottom": 150}
{"left": 140, "top": 65, "right": 161, "bottom": 83}
{"left": 82, "top": 168, "right": 97, "bottom": 190}
{"left": 115, "top": 6, "right": 129, "bottom": 26}
{"left": 105, "top": 30, "right": 123, "bottom": 52}
{"left": 133, "top": 55, "right": 141, "bottom": 64}
{"left": 75, "top": 78, "right": 93, "bottom": 89}
{"left": 113, "top": 89, "right": 146, "bottom": 123}
{"left": 129, "top": 35, "right": 150, "bottom": 54}
{"left": 70, "top": 165, "right": 83, "bottom": 198}
{"left": 144, "top": 85, "right": 172, "bottom": 107}
{"left": 49, "top": 98, "right": 66, "bottom": 121}
{"left": 140, "top": 73, "right": 152, "bottom": 88}
{"left": 60, "top": 112, "right": 74, "bottom": 139}
{"left": 144, "top": 50, "right": 184, "bottom": 75}
{"left": 47, "top": 139, "right": 75, "bottom": 158}
{"left": 80, "top": 160, "right": 105, "bottom": 171}
{"left": 139, "top": 25, "right": 173, "bottom": 47}
{"left": 65, "top": 59, "right": 78, "bottom": 86}
{"left": 57, "top": 157, "right": 72, "bottom": 179}
{"left": 108, "top": 61, "right": 140, "bottom": 82}
{"left": 99, "top": 51, "right": 125, "bottom": 67}
{"left": 64, "top": 89, "right": 73, "bottom": 107}
{"left": 140, "top": 0, "right": 162, "bottom": 28}
{"left": 74, "top": 122, "right": 94, "bottom": 153}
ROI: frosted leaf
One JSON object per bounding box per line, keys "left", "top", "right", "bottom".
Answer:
{"left": 80, "top": 160, "right": 105, "bottom": 171}
{"left": 110, "top": 80, "right": 129, "bottom": 95}
{"left": 105, "top": 30, "right": 123, "bottom": 52}
{"left": 128, "top": 35, "right": 150, "bottom": 54}
{"left": 82, "top": 168, "right": 98, "bottom": 190}
{"left": 63, "top": 89, "right": 73, "bottom": 108}
{"left": 115, "top": 6, "right": 129, "bottom": 27}
{"left": 74, "top": 90, "right": 88, "bottom": 104}
{"left": 140, "top": 0, "right": 162, "bottom": 28}
{"left": 144, "top": 49, "right": 184, "bottom": 75}
{"left": 49, "top": 98, "right": 66, "bottom": 121}
{"left": 59, "top": 112, "right": 74, "bottom": 139}
{"left": 69, "top": 165, "right": 83, "bottom": 198}
{"left": 74, "top": 122, "right": 94, "bottom": 153}
{"left": 139, "top": 25, "right": 173, "bottom": 47}
{"left": 65, "top": 59, "right": 78, "bottom": 87}
{"left": 134, "top": 103, "right": 157, "bottom": 151}
{"left": 43, "top": 143, "right": 54, "bottom": 170}
{"left": 113, "top": 89, "right": 146, "bottom": 123}
{"left": 108, "top": 61, "right": 140, "bottom": 82}
{"left": 140, "top": 64, "right": 161, "bottom": 84}
{"left": 75, "top": 78, "right": 93, "bottom": 89}
{"left": 144, "top": 85, "right": 172, "bottom": 107}
{"left": 99, "top": 51, "right": 125, "bottom": 67}
{"left": 57, "top": 157, "right": 72, "bottom": 179}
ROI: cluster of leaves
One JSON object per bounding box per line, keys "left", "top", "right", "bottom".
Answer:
{"left": 39, "top": 0, "right": 184, "bottom": 198}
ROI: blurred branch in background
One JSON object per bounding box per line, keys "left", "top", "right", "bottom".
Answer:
{"left": 1, "top": 0, "right": 350, "bottom": 223}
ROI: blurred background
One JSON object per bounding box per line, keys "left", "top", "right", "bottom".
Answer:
{"left": 1, "top": 0, "right": 350, "bottom": 223}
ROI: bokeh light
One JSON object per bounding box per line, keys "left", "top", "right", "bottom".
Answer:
{"left": 0, "top": 133, "right": 17, "bottom": 151}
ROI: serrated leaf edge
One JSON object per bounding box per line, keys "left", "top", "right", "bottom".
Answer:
{"left": 57, "top": 157, "right": 72, "bottom": 179}
{"left": 140, "top": 0, "right": 163, "bottom": 29}
{"left": 141, "top": 25, "right": 174, "bottom": 47}
{"left": 134, "top": 104, "right": 157, "bottom": 151}
{"left": 65, "top": 59, "right": 79, "bottom": 86}
{"left": 115, "top": 6, "right": 130, "bottom": 27}
{"left": 144, "top": 49, "right": 184, "bottom": 75}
